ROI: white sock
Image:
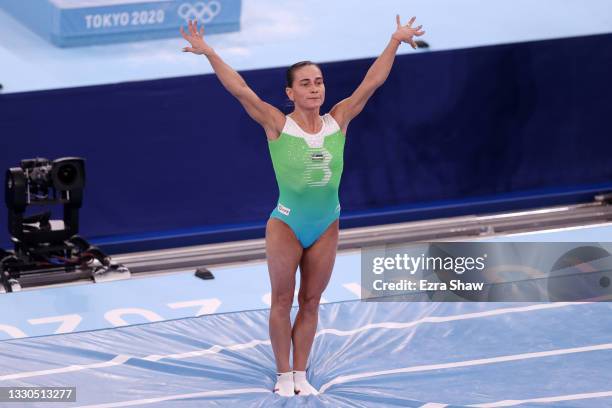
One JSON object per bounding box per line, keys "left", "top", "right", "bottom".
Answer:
{"left": 273, "top": 371, "right": 294, "bottom": 397}
{"left": 293, "top": 370, "right": 319, "bottom": 396}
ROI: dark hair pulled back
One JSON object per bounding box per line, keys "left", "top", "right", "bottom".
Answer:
{"left": 286, "top": 61, "right": 321, "bottom": 87}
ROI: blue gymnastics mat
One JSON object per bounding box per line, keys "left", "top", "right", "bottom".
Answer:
{"left": 1, "top": 300, "right": 611, "bottom": 407}
{"left": 0, "top": 0, "right": 241, "bottom": 47}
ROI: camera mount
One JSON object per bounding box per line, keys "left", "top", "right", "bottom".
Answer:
{"left": 1, "top": 157, "right": 129, "bottom": 293}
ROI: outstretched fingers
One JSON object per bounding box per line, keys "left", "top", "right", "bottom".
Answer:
{"left": 190, "top": 20, "right": 204, "bottom": 37}
{"left": 189, "top": 19, "right": 199, "bottom": 36}
{"left": 393, "top": 14, "right": 425, "bottom": 48}
{"left": 413, "top": 24, "right": 425, "bottom": 37}
{"left": 179, "top": 25, "right": 188, "bottom": 40}
{"left": 181, "top": 19, "right": 204, "bottom": 40}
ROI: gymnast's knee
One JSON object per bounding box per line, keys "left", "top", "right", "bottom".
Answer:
{"left": 297, "top": 293, "right": 321, "bottom": 315}
{"left": 270, "top": 291, "right": 294, "bottom": 313}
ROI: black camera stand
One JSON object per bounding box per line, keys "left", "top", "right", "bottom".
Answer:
{"left": 1, "top": 157, "right": 129, "bottom": 293}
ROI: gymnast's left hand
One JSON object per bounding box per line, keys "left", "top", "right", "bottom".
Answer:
{"left": 392, "top": 15, "right": 426, "bottom": 49}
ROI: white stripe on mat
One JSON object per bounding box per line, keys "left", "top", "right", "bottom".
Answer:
{"left": 315, "top": 302, "right": 592, "bottom": 338}
{"left": 470, "top": 390, "right": 612, "bottom": 407}
{"left": 0, "top": 355, "right": 131, "bottom": 381}
{"left": 319, "top": 343, "right": 612, "bottom": 393}
{"left": 419, "top": 390, "right": 612, "bottom": 408}
{"left": 0, "top": 302, "right": 591, "bottom": 381}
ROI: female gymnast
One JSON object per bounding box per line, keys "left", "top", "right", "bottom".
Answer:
{"left": 180, "top": 15, "right": 425, "bottom": 396}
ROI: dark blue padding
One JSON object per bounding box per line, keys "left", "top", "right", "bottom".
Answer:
{"left": 1, "top": 33, "right": 611, "bottom": 252}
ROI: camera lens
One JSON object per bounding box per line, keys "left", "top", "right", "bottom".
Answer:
{"left": 57, "top": 164, "right": 77, "bottom": 186}
{"left": 30, "top": 166, "right": 51, "bottom": 185}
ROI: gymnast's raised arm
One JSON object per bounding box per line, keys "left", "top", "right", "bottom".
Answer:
{"left": 330, "top": 15, "right": 425, "bottom": 134}
{"left": 180, "top": 20, "right": 285, "bottom": 139}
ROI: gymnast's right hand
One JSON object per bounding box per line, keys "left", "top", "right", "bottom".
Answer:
{"left": 180, "top": 20, "right": 213, "bottom": 55}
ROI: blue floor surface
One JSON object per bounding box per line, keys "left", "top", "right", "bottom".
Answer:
{"left": 0, "top": 301, "right": 610, "bottom": 407}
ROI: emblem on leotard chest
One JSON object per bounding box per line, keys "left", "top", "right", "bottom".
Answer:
{"left": 311, "top": 152, "right": 324, "bottom": 161}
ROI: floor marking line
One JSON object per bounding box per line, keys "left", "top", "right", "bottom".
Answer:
{"left": 0, "top": 355, "right": 131, "bottom": 381}
{"left": 469, "top": 390, "right": 612, "bottom": 407}
{"left": 315, "top": 302, "right": 592, "bottom": 338}
{"left": 319, "top": 343, "right": 612, "bottom": 393}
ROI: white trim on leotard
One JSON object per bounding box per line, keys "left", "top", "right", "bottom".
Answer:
{"left": 282, "top": 114, "right": 341, "bottom": 148}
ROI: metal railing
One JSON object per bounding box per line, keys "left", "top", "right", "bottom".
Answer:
{"left": 114, "top": 197, "right": 612, "bottom": 274}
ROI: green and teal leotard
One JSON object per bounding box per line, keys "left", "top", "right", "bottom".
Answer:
{"left": 268, "top": 113, "right": 345, "bottom": 248}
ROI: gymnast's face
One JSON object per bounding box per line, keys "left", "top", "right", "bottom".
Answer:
{"left": 286, "top": 65, "right": 325, "bottom": 110}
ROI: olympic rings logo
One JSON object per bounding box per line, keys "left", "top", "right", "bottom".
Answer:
{"left": 178, "top": 1, "right": 221, "bottom": 24}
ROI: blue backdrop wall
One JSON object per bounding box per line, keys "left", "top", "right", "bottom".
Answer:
{"left": 1, "top": 33, "right": 611, "bottom": 252}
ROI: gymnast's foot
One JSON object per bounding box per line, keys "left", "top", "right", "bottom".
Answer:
{"left": 293, "top": 370, "right": 319, "bottom": 395}
{"left": 273, "top": 371, "right": 294, "bottom": 397}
